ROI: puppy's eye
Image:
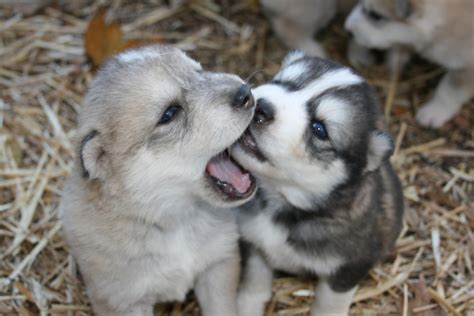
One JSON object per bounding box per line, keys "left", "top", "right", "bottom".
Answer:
{"left": 364, "top": 8, "right": 385, "bottom": 22}
{"left": 158, "top": 105, "right": 180, "bottom": 125}
{"left": 312, "top": 121, "right": 328, "bottom": 140}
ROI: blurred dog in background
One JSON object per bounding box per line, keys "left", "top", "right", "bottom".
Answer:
{"left": 345, "top": 0, "right": 474, "bottom": 127}
{"left": 260, "top": 0, "right": 356, "bottom": 57}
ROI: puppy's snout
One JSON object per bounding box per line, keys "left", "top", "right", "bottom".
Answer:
{"left": 254, "top": 98, "right": 274, "bottom": 125}
{"left": 232, "top": 84, "right": 254, "bottom": 109}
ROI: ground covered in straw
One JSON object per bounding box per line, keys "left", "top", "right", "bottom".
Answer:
{"left": 0, "top": 1, "right": 473, "bottom": 315}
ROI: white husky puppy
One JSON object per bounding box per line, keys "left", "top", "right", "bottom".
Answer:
{"left": 60, "top": 45, "right": 257, "bottom": 316}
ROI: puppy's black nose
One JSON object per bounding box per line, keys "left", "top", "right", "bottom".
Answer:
{"left": 254, "top": 98, "right": 274, "bottom": 125}
{"left": 232, "top": 84, "right": 254, "bottom": 109}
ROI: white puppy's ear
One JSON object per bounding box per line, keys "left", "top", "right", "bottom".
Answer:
{"left": 79, "top": 130, "right": 108, "bottom": 180}
{"left": 365, "top": 131, "right": 394, "bottom": 172}
{"left": 282, "top": 50, "right": 305, "bottom": 67}
{"left": 395, "top": 0, "right": 411, "bottom": 19}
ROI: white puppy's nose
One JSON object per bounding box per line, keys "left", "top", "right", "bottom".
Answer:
{"left": 232, "top": 84, "right": 254, "bottom": 109}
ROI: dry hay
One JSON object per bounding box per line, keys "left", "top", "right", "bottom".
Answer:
{"left": 0, "top": 1, "right": 473, "bottom": 315}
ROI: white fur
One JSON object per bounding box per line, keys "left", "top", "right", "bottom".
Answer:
{"left": 276, "top": 62, "right": 313, "bottom": 82}
{"left": 117, "top": 47, "right": 164, "bottom": 63}
{"left": 237, "top": 250, "right": 273, "bottom": 316}
{"left": 282, "top": 50, "right": 306, "bottom": 66}
{"left": 311, "top": 281, "right": 358, "bottom": 316}
{"left": 316, "top": 97, "right": 352, "bottom": 125}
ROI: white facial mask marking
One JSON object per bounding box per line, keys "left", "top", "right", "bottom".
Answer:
{"left": 246, "top": 68, "right": 363, "bottom": 209}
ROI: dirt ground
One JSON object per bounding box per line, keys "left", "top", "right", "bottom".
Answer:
{"left": 0, "top": 1, "right": 473, "bottom": 315}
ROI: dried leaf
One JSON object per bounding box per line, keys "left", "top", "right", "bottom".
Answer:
{"left": 85, "top": 9, "right": 124, "bottom": 67}
{"left": 84, "top": 9, "right": 166, "bottom": 68}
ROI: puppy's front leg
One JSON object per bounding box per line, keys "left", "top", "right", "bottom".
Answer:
{"left": 312, "top": 261, "right": 372, "bottom": 316}
{"left": 237, "top": 248, "right": 273, "bottom": 316}
{"left": 195, "top": 254, "right": 240, "bottom": 316}
{"left": 311, "top": 280, "right": 357, "bottom": 316}
{"left": 416, "top": 69, "right": 474, "bottom": 127}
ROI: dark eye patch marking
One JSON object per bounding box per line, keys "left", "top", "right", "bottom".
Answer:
{"left": 303, "top": 83, "right": 376, "bottom": 163}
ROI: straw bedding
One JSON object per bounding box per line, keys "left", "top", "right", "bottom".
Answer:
{"left": 0, "top": 1, "right": 472, "bottom": 315}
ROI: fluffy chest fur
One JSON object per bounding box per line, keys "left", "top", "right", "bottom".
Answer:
{"left": 238, "top": 195, "right": 342, "bottom": 276}
{"left": 61, "top": 186, "right": 239, "bottom": 310}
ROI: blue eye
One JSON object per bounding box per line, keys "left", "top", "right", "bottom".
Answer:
{"left": 312, "top": 121, "right": 328, "bottom": 140}
{"left": 158, "top": 106, "right": 180, "bottom": 124}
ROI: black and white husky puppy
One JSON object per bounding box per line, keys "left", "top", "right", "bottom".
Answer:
{"left": 232, "top": 51, "right": 404, "bottom": 316}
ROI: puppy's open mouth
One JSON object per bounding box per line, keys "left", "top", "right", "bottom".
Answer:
{"left": 238, "top": 128, "right": 266, "bottom": 162}
{"left": 206, "top": 151, "right": 256, "bottom": 200}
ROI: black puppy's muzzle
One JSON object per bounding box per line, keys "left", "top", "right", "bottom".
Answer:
{"left": 253, "top": 98, "right": 274, "bottom": 125}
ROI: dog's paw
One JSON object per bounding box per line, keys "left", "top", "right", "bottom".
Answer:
{"left": 416, "top": 100, "right": 457, "bottom": 128}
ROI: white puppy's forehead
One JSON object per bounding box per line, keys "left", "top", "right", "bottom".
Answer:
{"left": 117, "top": 45, "right": 202, "bottom": 70}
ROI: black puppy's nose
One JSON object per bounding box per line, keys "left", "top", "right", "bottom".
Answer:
{"left": 232, "top": 84, "right": 254, "bottom": 109}
{"left": 254, "top": 98, "right": 274, "bottom": 125}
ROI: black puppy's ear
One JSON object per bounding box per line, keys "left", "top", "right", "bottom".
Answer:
{"left": 282, "top": 50, "right": 305, "bottom": 67}
{"left": 79, "top": 130, "right": 107, "bottom": 180}
{"left": 395, "top": 0, "right": 411, "bottom": 19}
{"left": 365, "top": 131, "right": 394, "bottom": 172}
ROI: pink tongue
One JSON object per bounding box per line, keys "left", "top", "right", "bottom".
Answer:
{"left": 207, "top": 155, "right": 251, "bottom": 194}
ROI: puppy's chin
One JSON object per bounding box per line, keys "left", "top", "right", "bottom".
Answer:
{"left": 230, "top": 134, "right": 271, "bottom": 177}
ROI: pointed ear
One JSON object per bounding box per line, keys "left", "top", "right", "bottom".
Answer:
{"left": 394, "top": 0, "right": 411, "bottom": 19}
{"left": 79, "top": 130, "right": 107, "bottom": 180}
{"left": 365, "top": 131, "right": 394, "bottom": 172}
{"left": 282, "top": 50, "right": 305, "bottom": 67}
